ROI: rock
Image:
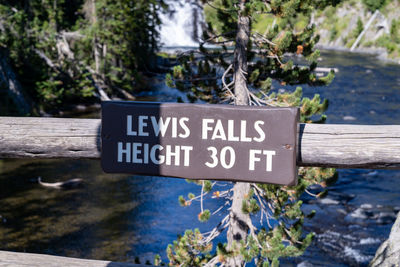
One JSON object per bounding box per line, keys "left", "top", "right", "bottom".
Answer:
{"left": 336, "top": 208, "right": 347, "bottom": 215}
{"left": 343, "top": 115, "right": 357, "bottom": 121}
{"left": 375, "top": 212, "right": 397, "bottom": 225}
{"left": 297, "top": 261, "right": 314, "bottom": 267}
{"left": 375, "top": 14, "right": 390, "bottom": 35}
{"left": 344, "top": 246, "right": 373, "bottom": 264}
{"left": 319, "top": 198, "right": 340, "bottom": 205}
{"left": 359, "top": 237, "right": 380, "bottom": 245}
{"left": 350, "top": 208, "right": 368, "bottom": 219}
{"left": 366, "top": 171, "right": 378, "bottom": 177}
{"left": 369, "top": 211, "right": 400, "bottom": 266}
{"left": 361, "top": 203, "right": 373, "bottom": 209}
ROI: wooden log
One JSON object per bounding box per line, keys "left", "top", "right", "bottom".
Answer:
{"left": 0, "top": 250, "right": 146, "bottom": 267}
{"left": 298, "top": 123, "right": 400, "bottom": 169}
{"left": 0, "top": 117, "right": 101, "bottom": 159}
{"left": 0, "top": 117, "right": 400, "bottom": 169}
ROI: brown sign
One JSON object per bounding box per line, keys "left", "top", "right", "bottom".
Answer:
{"left": 101, "top": 101, "right": 299, "bottom": 185}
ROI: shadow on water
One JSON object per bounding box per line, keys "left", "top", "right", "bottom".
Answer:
{"left": 0, "top": 50, "right": 400, "bottom": 266}
{"left": 0, "top": 159, "right": 139, "bottom": 261}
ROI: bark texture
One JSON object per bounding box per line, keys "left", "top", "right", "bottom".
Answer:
{"left": 233, "top": 0, "right": 250, "bottom": 106}
{"left": 298, "top": 123, "right": 400, "bottom": 169}
{"left": 0, "top": 117, "right": 101, "bottom": 159}
{"left": 227, "top": 1, "right": 251, "bottom": 266}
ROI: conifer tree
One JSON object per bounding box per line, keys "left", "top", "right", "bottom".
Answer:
{"left": 0, "top": 0, "right": 166, "bottom": 112}
{"left": 165, "top": 0, "right": 339, "bottom": 266}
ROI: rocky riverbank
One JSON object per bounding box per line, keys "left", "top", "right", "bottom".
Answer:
{"left": 313, "top": 0, "right": 400, "bottom": 64}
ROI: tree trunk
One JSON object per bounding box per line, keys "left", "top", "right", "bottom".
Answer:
{"left": 233, "top": 0, "right": 250, "bottom": 106}
{"left": 86, "top": 0, "right": 110, "bottom": 101}
{"left": 226, "top": 1, "right": 250, "bottom": 266}
{"left": 90, "top": 0, "right": 100, "bottom": 75}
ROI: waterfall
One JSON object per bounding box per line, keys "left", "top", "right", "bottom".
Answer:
{"left": 159, "top": 0, "right": 205, "bottom": 47}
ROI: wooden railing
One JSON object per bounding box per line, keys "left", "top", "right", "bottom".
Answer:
{"left": 0, "top": 250, "right": 146, "bottom": 267}
{"left": 1, "top": 116, "right": 400, "bottom": 169}
{"left": 1, "top": 116, "right": 400, "bottom": 265}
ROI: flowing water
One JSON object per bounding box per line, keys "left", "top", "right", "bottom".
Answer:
{"left": 159, "top": 0, "right": 204, "bottom": 47}
{"left": 0, "top": 51, "right": 400, "bottom": 266}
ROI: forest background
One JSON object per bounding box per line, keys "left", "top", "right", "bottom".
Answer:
{"left": 0, "top": 0, "right": 399, "bottom": 116}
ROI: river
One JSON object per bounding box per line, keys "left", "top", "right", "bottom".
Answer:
{"left": 0, "top": 50, "right": 399, "bottom": 266}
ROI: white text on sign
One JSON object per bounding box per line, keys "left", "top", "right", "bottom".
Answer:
{"left": 117, "top": 115, "right": 276, "bottom": 171}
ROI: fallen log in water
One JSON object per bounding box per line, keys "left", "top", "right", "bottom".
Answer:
{"left": 37, "top": 176, "right": 84, "bottom": 189}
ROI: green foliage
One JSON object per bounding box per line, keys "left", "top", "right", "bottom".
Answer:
{"left": 375, "top": 34, "right": 400, "bottom": 57}
{"left": 344, "top": 16, "right": 363, "bottom": 48}
{"left": 0, "top": 0, "right": 165, "bottom": 111}
{"left": 253, "top": 14, "right": 276, "bottom": 33}
{"left": 390, "top": 18, "right": 400, "bottom": 43}
{"left": 154, "top": 254, "right": 162, "bottom": 266}
{"left": 167, "top": 0, "right": 339, "bottom": 266}
{"left": 354, "top": 17, "right": 364, "bottom": 38}
{"left": 242, "top": 198, "right": 260, "bottom": 214}
{"left": 376, "top": 35, "right": 396, "bottom": 53}
{"left": 204, "top": 180, "right": 213, "bottom": 192}
{"left": 36, "top": 80, "right": 65, "bottom": 104}
{"left": 167, "top": 229, "right": 213, "bottom": 266}
{"left": 87, "top": 0, "right": 165, "bottom": 90}
{"left": 329, "top": 24, "right": 338, "bottom": 42}
{"left": 179, "top": 195, "right": 187, "bottom": 206}
{"left": 198, "top": 210, "right": 211, "bottom": 222}
{"left": 362, "top": 0, "right": 386, "bottom": 11}
{"left": 371, "top": 17, "right": 400, "bottom": 58}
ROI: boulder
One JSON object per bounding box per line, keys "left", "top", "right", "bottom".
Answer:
{"left": 370, "top": 211, "right": 400, "bottom": 266}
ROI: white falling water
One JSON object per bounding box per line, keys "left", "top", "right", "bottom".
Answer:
{"left": 159, "top": 0, "right": 205, "bottom": 47}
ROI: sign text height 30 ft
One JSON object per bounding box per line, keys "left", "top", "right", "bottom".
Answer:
{"left": 101, "top": 102, "right": 298, "bottom": 185}
{"left": 120, "top": 115, "right": 274, "bottom": 171}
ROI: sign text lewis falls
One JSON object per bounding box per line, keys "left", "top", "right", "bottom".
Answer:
{"left": 101, "top": 102, "right": 299, "bottom": 185}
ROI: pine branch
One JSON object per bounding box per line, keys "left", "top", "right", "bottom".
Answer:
{"left": 201, "top": 214, "right": 230, "bottom": 245}
{"left": 202, "top": 30, "right": 235, "bottom": 43}
{"left": 205, "top": 1, "right": 236, "bottom": 13}
{"left": 221, "top": 64, "right": 236, "bottom": 100}
{"left": 252, "top": 32, "right": 277, "bottom": 46}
